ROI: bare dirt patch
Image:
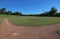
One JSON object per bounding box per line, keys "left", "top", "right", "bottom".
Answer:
{"left": 0, "top": 18, "right": 60, "bottom": 39}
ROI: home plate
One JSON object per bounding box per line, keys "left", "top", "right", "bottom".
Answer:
{"left": 13, "top": 33, "right": 19, "bottom": 36}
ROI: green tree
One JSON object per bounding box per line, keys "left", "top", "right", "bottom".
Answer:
{"left": 14, "top": 11, "right": 22, "bottom": 16}
{"left": 0, "top": 9, "right": 1, "bottom": 14}
{"left": 7, "top": 11, "right": 12, "bottom": 15}
{"left": 49, "top": 7, "right": 57, "bottom": 16}
{"left": 0, "top": 8, "right": 6, "bottom": 14}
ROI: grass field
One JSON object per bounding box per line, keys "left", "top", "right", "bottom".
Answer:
{"left": 0, "top": 15, "right": 60, "bottom": 26}
{"left": 0, "top": 15, "right": 5, "bottom": 25}
{"left": 9, "top": 17, "right": 60, "bottom": 26}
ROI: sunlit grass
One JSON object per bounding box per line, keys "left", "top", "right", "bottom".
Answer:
{"left": 0, "top": 15, "right": 60, "bottom": 26}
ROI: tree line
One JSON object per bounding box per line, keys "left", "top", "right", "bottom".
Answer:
{"left": 0, "top": 7, "right": 60, "bottom": 17}
{"left": 0, "top": 8, "right": 23, "bottom": 16}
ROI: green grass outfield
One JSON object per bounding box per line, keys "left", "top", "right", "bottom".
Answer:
{"left": 9, "top": 16, "right": 60, "bottom": 26}
{"left": 0, "top": 15, "right": 5, "bottom": 25}
{"left": 0, "top": 15, "right": 60, "bottom": 26}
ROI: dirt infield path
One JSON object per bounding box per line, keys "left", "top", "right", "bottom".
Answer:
{"left": 0, "top": 18, "right": 60, "bottom": 39}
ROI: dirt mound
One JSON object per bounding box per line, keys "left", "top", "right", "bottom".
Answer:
{"left": 0, "top": 18, "right": 60, "bottom": 39}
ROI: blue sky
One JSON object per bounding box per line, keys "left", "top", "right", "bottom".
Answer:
{"left": 0, "top": 0, "right": 60, "bottom": 14}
